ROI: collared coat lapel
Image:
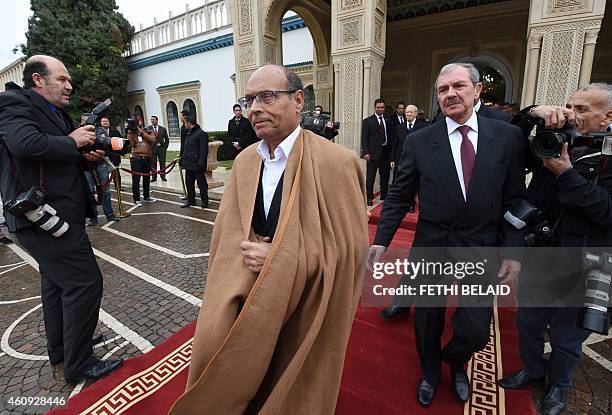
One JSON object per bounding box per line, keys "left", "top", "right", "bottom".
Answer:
{"left": 27, "top": 90, "right": 70, "bottom": 134}
{"left": 237, "top": 151, "right": 263, "bottom": 239}
{"left": 428, "top": 120, "right": 465, "bottom": 210}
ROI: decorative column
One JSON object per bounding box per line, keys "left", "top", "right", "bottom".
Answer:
{"left": 523, "top": 0, "right": 606, "bottom": 106}
{"left": 331, "top": 0, "right": 386, "bottom": 154}
{"left": 579, "top": 28, "right": 599, "bottom": 87}
{"left": 230, "top": 0, "right": 279, "bottom": 100}
{"left": 520, "top": 33, "right": 543, "bottom": 107}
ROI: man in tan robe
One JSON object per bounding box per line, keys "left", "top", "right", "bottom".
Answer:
{"left": 169, "top": 65, "right": 368, "bottom": 414}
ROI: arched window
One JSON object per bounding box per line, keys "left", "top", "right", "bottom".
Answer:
{"left": 183, "top": 99, "right": 197, "bottom": 122}
{"left": 166, "top": 101, "right": 180, "bottom": 136}
{"left": 134, "top": 105, "right": 144, "bottom": 125}
{"left": 303, "top": 85, "right": 315, "bottom": 112}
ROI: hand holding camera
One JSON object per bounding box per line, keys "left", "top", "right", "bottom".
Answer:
{"left": 530, "top": 105, "right": 575, "bottom": 129}
{"left": 69, "top": 125, "right": 96, "bottom": 148}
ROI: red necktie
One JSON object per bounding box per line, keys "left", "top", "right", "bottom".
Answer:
{"left": 458, "top": 125, "right": 475, "bottom": 193}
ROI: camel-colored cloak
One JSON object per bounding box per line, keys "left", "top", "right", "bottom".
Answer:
{"left": 169, "top": 129, "right": 368, "bottom": 414}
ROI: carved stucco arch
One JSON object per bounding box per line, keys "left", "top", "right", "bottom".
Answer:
{"left": 263, "top": 0, "right": 331, "bottom": 67}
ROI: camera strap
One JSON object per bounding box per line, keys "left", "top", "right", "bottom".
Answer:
{"left": 2, "top": 135, "right": 46, "bottom": 194}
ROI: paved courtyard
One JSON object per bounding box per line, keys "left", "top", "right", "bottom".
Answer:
{"left": 0, "top": 174, "right": 610, "bottom": 414}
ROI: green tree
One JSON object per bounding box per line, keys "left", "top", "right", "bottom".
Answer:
{"left": 21, "top": 0, "right": 134, "bottom": 124}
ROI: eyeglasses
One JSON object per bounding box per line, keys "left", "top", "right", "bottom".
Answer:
{"left": 238, "top": 90, "right": 297, "bottom": 110}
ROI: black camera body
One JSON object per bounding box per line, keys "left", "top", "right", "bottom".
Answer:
{"left": 125, "top": 117, "right": 140, "bottom": 134}
{"left": 531, "top": 121, "right": 612, "bottom": 159}
{"left": 504, "top": 199, "right": 554, "bottom": 247}
{"left": 4, "top": 186, "right": 69, "bottom": 237}
{"left": 301, "top": 111, "right": 340, "bottom": 139}
{"left": 5, "top": 186, "right": 45, "bottom": 216}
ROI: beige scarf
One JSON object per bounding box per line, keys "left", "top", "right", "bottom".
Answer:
{"left": 169, "top": 129, "right": 368, "bottom": 414}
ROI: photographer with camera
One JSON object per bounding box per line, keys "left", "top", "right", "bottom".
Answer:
{"left": 301, "top": 105, "right": 339, "bottom": 140}
{"left": 126, "top": 117, "right": 156, "bottom": 205}
{"left": 0, "top": 55, "right": 123, "bottom": 384}
{"left": 499, "top": 83, "right": 612, "bottom": 415}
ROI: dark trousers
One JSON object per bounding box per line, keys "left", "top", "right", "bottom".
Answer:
{"left": 16, "top": 225, "right": 103, "bottom": 378}
{"left": 517, "top": 307, "right": 589, "bottom": 389}
{"left": 151, "top": 149, "right": 167, "bottom": 180}
{"left": 366, "top": 146, "right": 391, "bottom": 201}
{"left": 130, "top": 156, "right": 151, "bottom": 202}
{"left": 414, "top": 293, "right": 493, "bottom": 387}
{"left": 185, "top": 169, "right": 208, "bottom": 204}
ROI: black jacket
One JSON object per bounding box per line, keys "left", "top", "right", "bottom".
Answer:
{"left": 374, "top": 115, "right": 525, "bottom": 253}
{"left": 147, "top": 124, "right": 169, "bottom": 154}
{"left": 227, "top": 116, "right": 257, "bottom": 151}
{"left": 0, "top": 82, "right": 91, "bottom": 232}
{"left": 391, "top": 119, "right": 428, "bottom": 163}
{"left": 513, "top": 109, "right": 612, "bottom": 304}
{"left": 361, "top": 114, "right": 391, "bottom": 161}
{"left": 180, "top": 124, "right": 209, "bottom": 171}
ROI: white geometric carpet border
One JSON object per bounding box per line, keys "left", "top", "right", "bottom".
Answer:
{"left": 78, "top": 337, "right": 194, "bottom": 415}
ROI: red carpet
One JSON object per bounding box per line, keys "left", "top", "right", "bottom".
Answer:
{"left": 48, "top": 201, "right": 536, "bottom": 414}
{"left": 47, "top": 322, "right": 196, "bottom": 415}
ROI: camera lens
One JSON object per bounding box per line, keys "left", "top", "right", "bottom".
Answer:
{"left": 531, "top": 131, "right": 564, "bottom": 159}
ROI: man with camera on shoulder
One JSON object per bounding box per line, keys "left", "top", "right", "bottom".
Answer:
{"left": 0, "top": 55, "right": 123, "bottom": 384}
{"left": 499, "top": 83, "right": 612, "bottom": 415}
{"left": 301, "top": 105, "right": 339, "bottom": 140}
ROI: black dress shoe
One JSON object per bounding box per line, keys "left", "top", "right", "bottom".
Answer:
{"left": 161, "top": 178, "right": 167, "bottom": 182}
{"left": 150, "top": 179, "right": 157, "bottom": 182}
{"left": 542, "top": 386, "right": 567, "bottom": 415}
{"left": 92, "top": 333, "right": 106, "bottom": 346}
{"left": 201, "top": 201, "right": 209, "bottom": 209}
{"left": 106, "top": 215, "right": 119, "bottom": 222}
{"left": 417, "top": 379, "right": 435, "bottom": 407}
{"left": 498, "top": 368, "right": 545, "bottom": 389}
{"left": 378, "top": 305, "right": 410, "bottom": 320}
{"left": 181, "top": 202, "right": 193, "bottom": 208}
{"left": 450, "top": 364, "right": 470, "bottom": 402}
{"left": 65, "top": 357, "right": 123, "bottom": 384}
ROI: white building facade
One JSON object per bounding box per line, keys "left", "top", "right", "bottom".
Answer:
{"left": 125, "top": 2, "right": 313, "bottom": 136}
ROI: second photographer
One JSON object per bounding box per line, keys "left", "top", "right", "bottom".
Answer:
{"left": 499, "top": 83, "right": 612, "bottom": 415}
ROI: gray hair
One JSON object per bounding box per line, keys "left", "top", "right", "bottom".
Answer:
{"left": 577, "top": 83, "right": 612, "bottom": 110}
{"left": 282, "top": 66, "right": 303, "bottom": 92}
{"left": 436, "top": 63, "right": 480, "bottom": 89}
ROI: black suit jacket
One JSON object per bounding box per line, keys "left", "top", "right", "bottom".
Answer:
{"left": 227, "top": 117, "right": 257, "bottom": 150}
{"left": 361, "top": 114, "right": 391, "bottom": 161}
{"left": 478, "top": 104, "right": 512, "bottom": 122}
{"left": 0, "top": 82, "right": 91, "bottom": 232}
{"left": 147, "top": 125, "right": 169, "bottom": 154}
{"left": 374, "top": 115, "right": 525, "bottom": 252}
{"left": 391, "top": 119, "right": 428, "bottom": 163}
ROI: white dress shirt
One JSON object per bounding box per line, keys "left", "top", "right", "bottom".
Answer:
{"left": 256, "top": 125, "right": 301, "bottom": 218}
{"left": 445, "top": 110, "right": 479, "bottom": 200}
{"left": 474, "top": 99, "right": 482, "bottom": 113}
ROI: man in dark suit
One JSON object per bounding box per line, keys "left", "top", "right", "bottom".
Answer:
{"left": 178, "top": 110, "right": 189, "bottom": 200}
{"left": 391, "top": 104, "right": 428, "bottom": 183}
{"left": 148, "top": 115, "right": 169, "bottom": 182}
{"left": 362, "top": 98, "right": 391, "bottom": 206}
{"left": 388, "top": 102, "right": 406, "bottom": 153}
{"left": 228, "top": 103, "right": 257, "bottom": 155}
{"left": 369, "top": 63, "right": 524, "bottom": 407}
{"left": 180, "top": 113, "right": 209, "bottom": 208}
{"left": 0, "top": 55, "right": 122, "bottom": 384}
